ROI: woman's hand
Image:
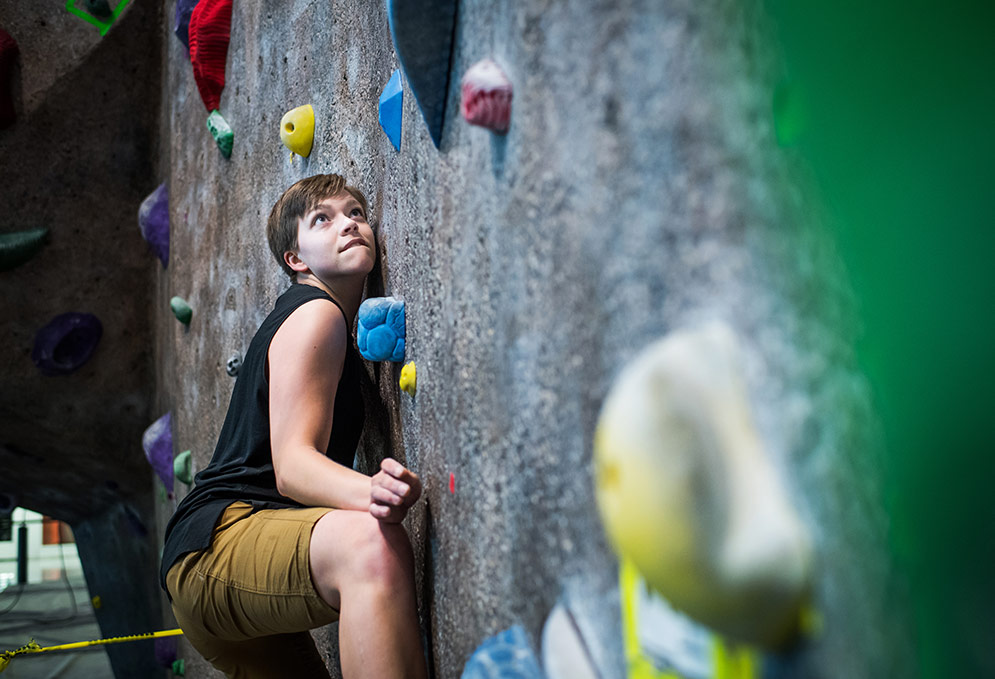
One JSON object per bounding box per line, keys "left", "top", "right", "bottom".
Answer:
{"left": 370, "top": 458, "right": 422, "bottom": 523}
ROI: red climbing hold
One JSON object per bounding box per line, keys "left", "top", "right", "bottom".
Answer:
{"left": 188, "top": 0, "right": 232, "bottom": 112}
{"left": 449, "top": 472, "right": 455, "bottom": 494}
{"left": 0, "top": 27, "right": 19, "bottom": 129}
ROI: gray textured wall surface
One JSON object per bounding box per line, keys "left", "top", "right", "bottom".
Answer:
{"left": 154, "top": 1, "right": 915, "bottom": 678}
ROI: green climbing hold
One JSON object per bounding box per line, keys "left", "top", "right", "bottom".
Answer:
{"left": 174, "top": 450, "right": 192, "bottom": 485}
{"left": 206, "top": 109, "right": 233, "bottom": 158}
{"left": 773, "top": 82, "right": 806, "bottom": 147}
{"left": 172, "top": 658, "right": 185, "bottom": 676}
{"left": 0, "top": 228, "right": 48, "bottom": 272}
{"left": 170, "top": 296, "right": 193, "bottom": 325}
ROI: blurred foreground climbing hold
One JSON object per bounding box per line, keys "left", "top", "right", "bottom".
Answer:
{"left": 0, "top": 28, "right": 18, "bottom": 129}
{"left": 773, "top": 82, "right": 806, "bottom": 147}
{"left": 400, "top": 361, "right": 417, "bottom": 396}
{"left": 279, "top": 104, "right": 315, "bottom": 158}
{"left": 225, "top": 351, "right": 242, "bottom": 376}
{"left": 188, "top": 0, "right": 231, "bottom": 112}
{"left": 143, "top": 413, "right": 174, "bottom": 495}
{"left": 386, "top": 0, "right": 457, "bottom": 148}
{"left": 0, "top": 228, "right": 48, "bottom": 272}
{"left": 460, "top": 59, "right": 513, "bottom": 134}
{"left": 461, "top": 625, "right": 543, "bottom": 679}
{"left": 174, "top": 450, "right": 193, "bottom": 485}
{"left": 138, "top": 183, "right": 170, "bottom": 267}
{"left": 593, "top": 321, "right": 812, "bottom": 648}
{"left": 207, "top": 110, "right": 233, "bottom": 158}
{"left": 174, "top": 0, "right": 200, "bottom": 52}
{"left": 31, "top": 312, "right": 103, "bottom": 376}
{"left": 357, "top": 297, "right": 405, "bottom": 362}
{"left": 378, "top": 69, "right": 403, "bottom": 152}
{"left": 541, "top": 601, "right": 599, "bottom": 679}
{"left": 170, "top": 296, "right": 193, "bottom": 325}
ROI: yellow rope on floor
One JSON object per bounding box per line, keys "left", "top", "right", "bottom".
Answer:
{"left": 0, "top": 628, "right": 183, "bottom": 673}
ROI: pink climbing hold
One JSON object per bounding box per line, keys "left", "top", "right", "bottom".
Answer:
{"left": 188, "top": 0, "right": 232, "bottom": 112}
{"left": 449, "top": 472, "right": 455, "bottom": 494}
{"left": 460, "top": 59, "right": 512, "bottom": 134}
{"left": 0, "top": 27, "right": 19, "bottom": 129}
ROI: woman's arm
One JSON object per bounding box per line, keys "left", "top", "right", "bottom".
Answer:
{"left": 268, "top": 298, "right": 372, "bottom": 510}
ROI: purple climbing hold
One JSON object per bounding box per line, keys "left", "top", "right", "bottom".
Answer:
{"left": 138, "top": 183, "right": 169, "bottom": 267}
{"left": 174, "top": 0, "right": 201, "bottom": 52}
{"left": 154, "top": 637, "right": 178, "bottom": 668}
{"left": 0, "top": 27, "right": 19, "bottom": 130}
{"left": 142, "top": 413, "right": 174, "bottom": 495}
{"left": 31, "top": 312, "right": 103, "bottom": 376}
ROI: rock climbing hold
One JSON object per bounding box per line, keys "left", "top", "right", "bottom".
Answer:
{"left": 174, "top": 450, "right": 192, "bottom": 485}
{"left": 155, "top": 636, "right": 178, "bottom": 668}
{"left": 378, "top": 70, "right": 403, "bottom": 152}
{"left": 142, "top": 413, "right": 174, "bottom": 494}
{"left": 138, "top": 183, "right": 169, "bottom": 267}
{"left": 399, "top": 361, "right": 417, "bottom": 396}
{"left": 174, "top": 0, "right": 200, "bottom": 51}
{"left": 542, "top": 602, "right": 599, "bottom": 679}
{"left": 385, "top": 0, "right": 457, "bottom": 148}
{"left": 225, "top": 352, "right": 242, "bottom": 376}
{"left": 357, "top": 297, "right": 405, "bottom": 362}
{"left": 461, "top": 625, "right": 543, "bottom": 679}
{"left": 172, "top": 658, "right": 186, "bottom": 676}
{"left": 188, "top": 0, "right": 232, "bottom": 112}
{"left": 0, "top": 228, "right": 48, "bottom": 272}
{"left": 593, "top": 322, "right": 812, "bottom": 648}
{"left": 0, "top": 493, "right": 17, "bottom": 515}
{"left": 82, "top": 0, "right": 112, "bottom": 18}
{"left": 773, "top": 81, "right": 806, "bottom": 147}
{"left": 279, "top": 104, "right": 315, "bottom": 157}
{"left": 460, "top": 59, "right": 513, "bottom": 134}
{"left": 91, "top": 595, "right": 102, "bottom": 609}
{"left": 31, "top": 312, "right": 103, "bottom": 376}
{"left": 170, "top": 297, "right": 193, "bottom": 325}
{"left": 206, "top": 109, "right": 233, "bottom": 158}
{"left": 0, "top": 28, "right": 19, "bottom": 129}
{"left": 448, "top": 472, "right": 455, "bottom": 494}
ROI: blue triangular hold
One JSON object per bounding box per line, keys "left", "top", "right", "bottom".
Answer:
{"left": 386, "top": 0, "right": 458, "bottom": 149}
{"left": 379, "top": 69, "right": 403, "bottom": 152}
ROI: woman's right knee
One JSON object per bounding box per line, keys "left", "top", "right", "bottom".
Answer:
{"left": 310, "top": 511, "right": 414, "bottom": 594}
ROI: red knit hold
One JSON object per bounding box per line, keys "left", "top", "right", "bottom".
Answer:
{"left": 188, "top": 0, "right": 231, "bottom": 112}
{"left": 0, "top": 27, "right": 19, "bottom": 129}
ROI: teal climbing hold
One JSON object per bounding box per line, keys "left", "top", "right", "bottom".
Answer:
{"left": 174, "top": 450, "right": 192, "bottom": 485}
{"left": 172, "top": 658, "right": 185, "bottom": 676}
{"left": 170, "top": 296, "right": 193, "bottom": 325}
{"left": 379, "top": 69, "right": 403, "bottom": 152}
{"left": 386, "top": 0, "right": 457, "bottom": 148}
{"left": 206, "top": 109, "right": 233, "bottom": 158}
{"left": 461, "top": 625, "right": 543, "bottom": 679}
{"left": 0, "top": 228, "right": 48, "bottom": 272}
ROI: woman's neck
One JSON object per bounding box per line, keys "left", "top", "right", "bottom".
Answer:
{"left": 296, "top": 273, "right": 363, "bottom": 328}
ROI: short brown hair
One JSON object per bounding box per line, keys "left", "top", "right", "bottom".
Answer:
{"left": 266, "top": 174, "right": 369, "bottom": 278}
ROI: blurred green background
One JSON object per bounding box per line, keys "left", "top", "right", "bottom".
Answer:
{"left": 763, "top": 1, "right": 995, "bottom": 676}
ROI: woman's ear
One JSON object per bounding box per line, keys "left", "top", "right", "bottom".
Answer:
{"left": 284, "top": 250, "right": 310, "bottom": 275}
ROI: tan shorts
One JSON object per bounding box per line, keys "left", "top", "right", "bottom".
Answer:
{"left": 166, "top": 501, "right": 340, "bottom": 679}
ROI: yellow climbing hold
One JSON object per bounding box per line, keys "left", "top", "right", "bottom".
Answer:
{"left": 279, "top": 104, "right": 315, "bottom": 158}
{"left": 400, "top": 361, "right": 417, "bottom": 396}
{"left": 91, "top": 595, "right": 102, "bottom": 609}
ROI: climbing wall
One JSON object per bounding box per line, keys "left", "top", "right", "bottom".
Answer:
{"left": 156, "top": 1, "right": 915, "bottom": 678}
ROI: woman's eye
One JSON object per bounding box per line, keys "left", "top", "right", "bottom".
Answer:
{"left": 351, "top": 209, "right": 364, "bottom": 218}
{"left": 315, "top": 214, "right": 328, "bottom": 223}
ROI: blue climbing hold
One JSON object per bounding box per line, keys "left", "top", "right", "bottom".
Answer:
{"left": 357, "top": 297, "right": 405, "bottom": 362}
{"left": 379, "top": 69, "right": 403, "bottom": 152}
{"left": 461, "top": 625, "right": 544, "bottom": 679}
{"left": 142, "top": 413, "right": 174, "bottom": 495}
{"left": 138, "top": 183, "right": 169, "bottom": 268}
{"left": 385, "top": 0, "right": 457, "bottom": 148}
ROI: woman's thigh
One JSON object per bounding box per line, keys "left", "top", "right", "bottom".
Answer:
{"left": 166, "top": 502, "right": 340, "bottom": 675}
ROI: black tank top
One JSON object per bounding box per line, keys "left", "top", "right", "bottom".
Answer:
{"left": 159, "top": 284, "right": 365, "bottom": 596}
